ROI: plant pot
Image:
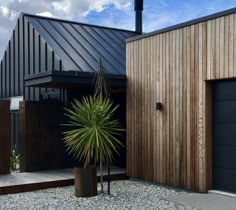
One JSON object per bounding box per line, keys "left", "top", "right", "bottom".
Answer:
{"left": 74, "top": 165, "right": 97, "bottom": 197}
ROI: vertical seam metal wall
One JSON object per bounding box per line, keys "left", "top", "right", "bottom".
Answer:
{"left": 0, "top": 14, "right": 65, "bottom": 103}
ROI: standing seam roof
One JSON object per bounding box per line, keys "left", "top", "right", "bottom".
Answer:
{"left": 25, "top": 13, "right": 139, "bottom": 75}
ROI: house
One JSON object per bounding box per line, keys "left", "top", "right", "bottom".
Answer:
{"left": 126, "top": 7, "right": 236, "bottom": 194}
{"left": 0, "top": 0, "right": 236, "bottom": 195}
{"left": 0, "top": 11, "right": 138, "bottom": 173}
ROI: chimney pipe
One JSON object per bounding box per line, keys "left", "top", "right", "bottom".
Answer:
{"left": 134, "top": 0, "right": 143, "bottom": 33}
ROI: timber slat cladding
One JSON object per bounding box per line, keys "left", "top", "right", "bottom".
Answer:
{"left": 126, "top": 13, "right": 235, "bottom": 192}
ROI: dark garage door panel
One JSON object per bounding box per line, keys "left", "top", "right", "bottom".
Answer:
{"left": 213, "top": 168, "right": 236, "bottom": 193}
{"left": 213, "top": 124, "right": 236, "bottom": 147}
{"left": 213, "top": 146, "right": 236, "bottom": 169}
{"left": 213, "top": 80, "right": 236, "bottom": 101}
{"left": 213, "top": 81, "right": 236, "bottom": 193}
{"left": 213, "top": 101, "right": 236, "bottom": 123}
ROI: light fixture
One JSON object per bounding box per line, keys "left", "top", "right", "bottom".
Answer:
{"left": 156, "top": 102, "right": 162, "bottom": 111}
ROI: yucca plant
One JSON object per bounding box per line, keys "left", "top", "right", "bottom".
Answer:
{"left": 63, "top": 96, "right": 123, "bottom": 194}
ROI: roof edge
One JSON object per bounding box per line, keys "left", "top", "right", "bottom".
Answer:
{"left": 126, "top": 6, "right": 236, "bottom": 43}
{"left": 21, "top": 12, "right": 139, "bottom": 34}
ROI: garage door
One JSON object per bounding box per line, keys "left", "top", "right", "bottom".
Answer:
{"left": 213, "top": 80, "right": 236, "bottom": 193}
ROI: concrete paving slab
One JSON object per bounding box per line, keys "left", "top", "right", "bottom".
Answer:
{"left": 165, "top": 193, "right": 236, "bottom": 210}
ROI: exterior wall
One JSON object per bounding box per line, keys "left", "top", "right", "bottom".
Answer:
{"left": 126, "top": 13, "right": 236, "bottom": 192}
{"left": 0, "top": 101, "right": 10, "bottom": 174}
{"left": 19, "top": 101, "right": 65, "bottom": 172}
{"left": 0, "top": 14, "right": 66, "bottom": 102}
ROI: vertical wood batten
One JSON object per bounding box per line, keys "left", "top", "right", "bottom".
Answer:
{"left": 131, "top": 41, "right": 135, "bottom": 177}
{"left": 207, "top": 21, "right": 211, "bottom": 80}
{"left": 137, "top": 40, "right": 142, "bottom": 178}
{"left": 198, "top": 22, "right": 204, "bottom": 191}
{"left": 126, "top": 43, "right": 130, "bottom": 176}
{"left": 172, "top": 29, "right": 176, "bottom": 186}
{"left": 202, "top": 22, "right": 208, "bottom": 191}
{"left": 180, "top": 28, "right": 184, "bottom": 186}
{"left": 169, "top": 31, "right": 174, "bottom": 186}
{"left": 234, "top": 14, "right": 236, "bottom": 77}
{"left": 212, "top": 19, "right": 216, "bottom": 79}
{"left": 146, "top": 38, "right": 150, "bottom": 180}
{"left": 166, "top": 32, "right": 170, "bottom": 185}
{"left": 159, "top": 34, "right": 164, "bottom": 183}
{"left": 229, "top": 15, "right": 234, "bottom": 77}
{"left": 175, "top": 29, "right": 180, "bottom": 186}
{"left": 150, "top": 36, "right": 154, "bottom": 181}
{"left": 182, "top": 27, "right": 187, "bottom": 187}
{"left": 224, "top": 16, "right": 229, "bottom": 78}
{"left": 156, "top": 35, "right": 161, "bottom": 182}
{"left": 219, "top": 17, "right": 224, "bottom": 79}
{"left": 162, "top": 33, "right": 167, "bottom": 184}
{"left": 186, "top": 26, "right": 191, "bottom": 189}
{"left": 215, "top": 18, "right": 220, "bottom": 79}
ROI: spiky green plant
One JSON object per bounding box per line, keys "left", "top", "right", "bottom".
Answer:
{"left": 63, "top": 96, "right": 123, "bottom": 168}
{"left": 10, "top": 149, "right": 20, "bottom": 172}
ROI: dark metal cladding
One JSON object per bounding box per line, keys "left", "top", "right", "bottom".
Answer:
{"left": 0, "top": 13, "right": 138, "bottom": 102}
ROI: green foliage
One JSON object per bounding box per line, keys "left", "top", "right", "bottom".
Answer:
{"left": 63, "top": 96, "right": 123, "bottom": 167}
{"left": 10, "top": 149, "right": 20, "bottom": 172}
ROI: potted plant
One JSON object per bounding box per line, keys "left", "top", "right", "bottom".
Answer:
{"left": 63, "top": 96, "right": 123, "bottom": 197}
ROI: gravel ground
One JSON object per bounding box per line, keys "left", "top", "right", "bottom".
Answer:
{"left": 0, "top": 180, "right": 197, "bottom": 210}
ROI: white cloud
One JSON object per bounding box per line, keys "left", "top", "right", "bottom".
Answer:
{"left": 36, "top": 11, "right": 55, "bottom": 18}
{"left": 0, "top": 6, "right": 9, "bottom": 16}
{"left": 49, "top": 0, "right": 132, "bottom": 18}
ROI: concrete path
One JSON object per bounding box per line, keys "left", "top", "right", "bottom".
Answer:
{"left": 165, "top": 192, "right": 236, "bottom": 210}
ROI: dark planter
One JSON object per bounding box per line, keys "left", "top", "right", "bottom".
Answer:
{"left": 74, "top": 165, "right": 97, "bottom": 197}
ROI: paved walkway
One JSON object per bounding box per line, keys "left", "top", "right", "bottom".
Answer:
{"left": 166, "top": 192, "right": 236, "bottom": 210}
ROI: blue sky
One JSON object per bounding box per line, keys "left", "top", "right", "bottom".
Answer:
{"left": 83, "top": 0, "right": 236, "bottom": 31}
{"left": 0, "top": 0, "right": 236, "bottom": 58}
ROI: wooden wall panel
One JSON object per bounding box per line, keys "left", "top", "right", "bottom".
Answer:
{"left": 19, "top": 101, "right": 65, "bottom": 172}
{"left": 0, "top": 100, "right": 10, "bottom": 174}
{"left": 127, "top": 13, "right": 236, "bottom": 192}
{"left": 205, "top": 14, "right": 236, "bottom": 80}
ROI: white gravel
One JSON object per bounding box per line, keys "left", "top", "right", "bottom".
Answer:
{"left": 0, "top": 180, "right": 197, "bottom": 210}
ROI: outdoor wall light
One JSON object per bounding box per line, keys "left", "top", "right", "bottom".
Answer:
{"left": 156, "top": 102, "right": 162, "bottom": 111}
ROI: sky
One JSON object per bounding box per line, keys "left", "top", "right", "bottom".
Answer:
{"left": 0, "top": 0, "right": 236, "bottom": 58}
